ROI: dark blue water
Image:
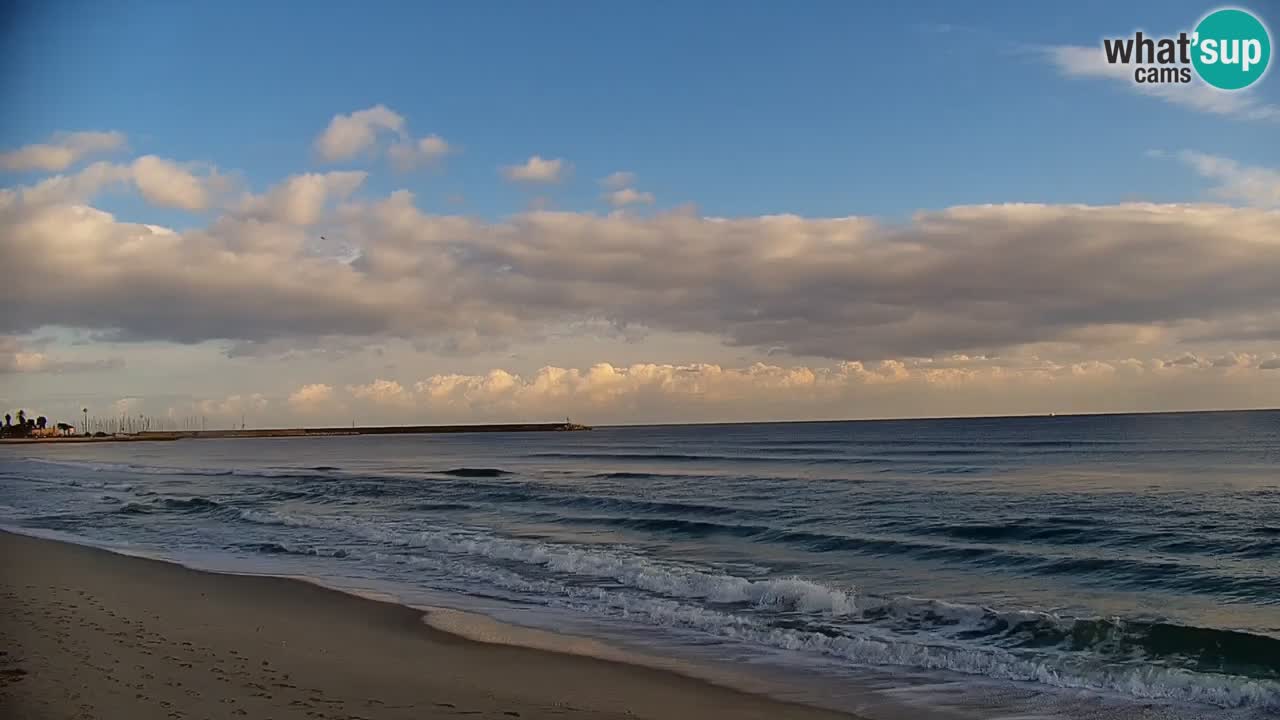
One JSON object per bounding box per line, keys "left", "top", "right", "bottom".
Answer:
{"left": 2, "top": 411, "right": 1278, "bottom": 718}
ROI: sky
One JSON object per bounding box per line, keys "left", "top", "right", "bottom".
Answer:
{"left": 2, "top": 0, "right": 1280, "bottom": 427}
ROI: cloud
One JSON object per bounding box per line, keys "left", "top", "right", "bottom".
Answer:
{"left": 0, "top": 157, "right": 227, "bottom": 212}
{"left": 113, "top": 397, "right": 142, "bottom": 416}
{"left": 236, "top": 171, "right": 367, "bottom": 225}
{"left": 1, "top": 161, "right": 134, "bottom": 207}
{"left": 388, "top": 134, "right": 452, "bottom": 171}
{"left": 271, "top": 355, "right": 1279, "bottom": 424}
{"left": 1174, "top": 151, "right": 1280, "bottom": 208}
{"left": 1044, "top": 45, "right": 1280, "bottom": 122}
{"left": 1162, "top": 352, "right": 1203, "bottom": 367}
{"left": 605, "top": 187, "right": 655, "bottom": 207}
{"left": 600, "top": 173, "right": 654, "bottom": 206}
{"left": 1211, "top": 352, "right": 1249, "bottom": 368}
{"left": 287, "top": 383, "right": 338, "bottom": 413}
{"left": 0, "top": 131, "right": 126, "bottom": 172}
{"left": 0, "top": 336, "right": 122, "bottom": 374}
{"left": 1260, "top": 358, "right": 1280, "bottom": 370}
{"left": 502, "top": 156, "right": 568, "bottom": 184}
{"left": 600, "top": 171, "right": 635, "bottom": 190}
{"left": 130, "top": 155, "right": 223, "bottom": 211}
{"left": 314, "top": 105, "right": 407, "bottom": 162}
{"left": 347, "top": 378, "right": 412, "bottom": 407}
{"left": 192, "top": 393, "right": 268, "bottom": 419}
{"left": 6, "top": 187, "right": 1280, "bottom": 362}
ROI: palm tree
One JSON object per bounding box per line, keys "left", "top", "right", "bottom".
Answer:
{"left": 3, "top": 413, "right": 9, "bottom": 428}
{"left": 16, "top": 410, "right": 26, "bottom": 427}
{"left": 36, "top": 416, "right": 47, "bottom": 431}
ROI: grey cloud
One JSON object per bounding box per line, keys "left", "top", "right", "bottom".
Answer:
{"left": 0, "top": 336, "right": 123, "bottom": 374}
{"left": 1260, "top": 358, "right": 1280, "bottom": 370}
{"left": 1211, "top": 353, "right": 1247, "bottom": 368}
{"left": 4, "top": 188, "right": 1280, "bottom": 362}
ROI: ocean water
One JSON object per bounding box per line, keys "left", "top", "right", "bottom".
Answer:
{"left": 2, "top": 411, "right": 1278, "bottom": 719}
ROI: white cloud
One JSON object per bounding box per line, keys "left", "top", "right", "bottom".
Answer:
{"left": 1, "top": 161, "right": 134, "bottom": 208}
{"left": 314, "top": 105, "right": 407, "bottom": 162}
{"left": 0, "top": 131, "right": 127, "bottom": 172}
{"left": 130, "top": 155, "right": 222, "bottom": 211}
{"left": 0, "top": 157, "right": 226, "bottom": 212}
{"left": 193, "top": 393, "right": 268, "bottom": 419}
{"left": 1174, "top": 151, "right": 1280, "bottom": 208}
{"left": 605, "top": 187, "right": 655, "bottom": 207}
{"left": 261, "top": 355, "right": 1280, "bottom": 424}
{"left": 347, "top": 378, "right": 412, "bottom": 407}
{"left": 237, "top": 171, "right": 367, "bottom": 225}
{"left": 389, "top": 134, "right": 452, "bottom": 171}
{"left": 502, "top": 155, "right": 568, "bottom": 184}
{"left": 287, "top": 383, "right": 338, "bottom": 412}
{"left": 599, "top": 172, "right": 654, "bottom": 206}
{"left": 600, "top": 171, "right": 635, "bottom": 190}
{"left": 1044, "top": 45, "right": 1280, "bottom": 122}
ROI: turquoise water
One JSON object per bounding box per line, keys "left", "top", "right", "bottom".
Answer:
{"left": 2, "top": 411, "right": 1278, "bottom": 718}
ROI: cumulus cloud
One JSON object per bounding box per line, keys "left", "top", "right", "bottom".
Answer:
{"left": 194, "top": 393, "right": 268, "bottom": 419}
{"left": 604, "top": 187, "right": 655, "bottom": 207}
{"left": 1260, "top": 358, "right": 1280, "bottom": 370}
{"left": 502, "top": 156, "right": 568, "bottom": 184}
{"left": 5, "top": 188, "right": 1280, "bottom": 362}
{"left": 1174, "top": 151, "right": 1280, "bottom": 208}
{"left": 271, "top": 356, "right": 1278, "bottom": 424}
{"left": 1211, "top": 352, "right": 1250, "bottom": 368}
{"left": 0, "top": 131, "right": 127, "bottom": 172}
{"left": 1044, "top": 45, "right": 1280, "bottom": 122}
{"left": 1, "top": 157, "right": 226, "bottom": 212}
{"left": 600, "top": 171, "right": 653, "bottom": 206}
{"left": 314, "top": 105, "right": 407, "bottom": 162}
{"left": 236, "top": 171, "right": 367, "bottom": 225}
{"left": 600, "top": 171, "right": 635, "bottom": 190}
{"left": 389, "top": 134, "right": 452, "bottom": 171}
{"left": 1, "top": 161, "right": 134, "bottom": 208}
{"left": 288, "top": 383, "right": 338, "bottom": 413}
{"left": 130, "top": 155, "right": 223, "bottom": 211}
{"left": 347, "top": 378, "right": 412, "bottom": 407}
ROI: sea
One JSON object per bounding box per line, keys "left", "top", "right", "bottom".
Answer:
{"left": 2, "top": 410, "right": 1278, "bottom": 719}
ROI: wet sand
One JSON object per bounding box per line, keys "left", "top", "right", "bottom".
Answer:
{"left": 0, "top": 531, "right": 856, "bottom": 720}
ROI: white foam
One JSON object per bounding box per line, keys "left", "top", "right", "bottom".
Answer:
{"left": 236, "top": 508, "right": 858, "bottom": 615}
{"left": 233, "top": 509, "right": 1280, "bottom": 711}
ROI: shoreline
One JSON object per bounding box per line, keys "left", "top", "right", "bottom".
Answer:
{"left": 0, "top": 530, "right": 858, "bottom": 720}
{"left": 0, "top": 422, "right": 591, "bottom": 445}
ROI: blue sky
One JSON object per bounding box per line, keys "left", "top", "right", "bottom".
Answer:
{"left": 4, "top": 0, "right": 1277, "bottom": 223}
{"left": 3, "top": 2, "right": 1280, "bottom": 425}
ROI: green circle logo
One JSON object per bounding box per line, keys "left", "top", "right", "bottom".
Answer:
{"left": 1192, "top": 8, "right": 1271, "bottom": 90}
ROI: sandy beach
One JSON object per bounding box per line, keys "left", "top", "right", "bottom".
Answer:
{"left": 0, "top": 531, "right": 855, "bottom": 720}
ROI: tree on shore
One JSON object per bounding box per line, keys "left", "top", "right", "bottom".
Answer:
{"left": 2, "top": 413, "right": 9, "bottom": 428}
{"left": 36, "top": 416, "right": 47, "bottom": 431}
